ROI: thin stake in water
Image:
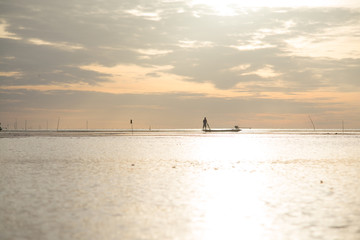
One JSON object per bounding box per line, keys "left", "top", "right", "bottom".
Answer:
{"left": 308, "top": 115, "right": 315, "bottom": 131}
{"left": 57, "top": 117, "right": 60, "bottom": 132}
{"left": 130, "top": 119, "right": 133, "bottom": 134}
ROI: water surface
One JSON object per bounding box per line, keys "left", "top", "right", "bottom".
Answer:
{"left": 1, "top": 130, "right": 360, "bottom": 239}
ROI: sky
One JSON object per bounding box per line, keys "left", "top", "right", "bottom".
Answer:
{"left": 1, "top": 0, "right": 360, "bottom": 129}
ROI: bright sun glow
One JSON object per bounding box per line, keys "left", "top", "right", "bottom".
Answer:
{"left": 190, "top": 0, "right": 345, "bottom": 15}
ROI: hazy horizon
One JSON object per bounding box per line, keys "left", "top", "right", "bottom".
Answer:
{"left": 1, "top": 0, "right": 360, "bottom": 129}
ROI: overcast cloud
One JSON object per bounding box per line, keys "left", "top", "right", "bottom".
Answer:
{"left": 1, "top": 0, "right": 360, "bottom": 129}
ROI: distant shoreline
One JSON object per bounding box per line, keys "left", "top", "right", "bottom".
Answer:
{"left": 1, "top": 128, "right": 359, "bottom": 138}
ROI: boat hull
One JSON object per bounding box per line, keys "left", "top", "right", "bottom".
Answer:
{"left": 203, "top": 129, "right": 241, "bottom": 132}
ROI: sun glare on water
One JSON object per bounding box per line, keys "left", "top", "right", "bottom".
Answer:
{"left": 188, "top": 136, "right": 272, "bottom": 238}
{"left": 198, "top": 170, "right": 268, "bottom": 239}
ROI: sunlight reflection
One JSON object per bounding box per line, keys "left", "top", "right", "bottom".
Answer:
{"left": 196, "top": 170, "right": 268, "bottom": 239}
{"left": 193, "top": 135, "right": 269, "bottom": 164}
{"left": 190, "top": 135, "right": 271, "bottom": 239}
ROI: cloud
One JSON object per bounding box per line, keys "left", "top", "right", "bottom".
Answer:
{"left": 177, "top": 40, "right": 214, "bottom": 49}
{"left": 28, "top": 38, "right": 84, "bottom": 51}
{"left": 241, "top": 65, "right": 282, "bottom": 79}
{"left": 284, "top": 24, "right": 360, "bottom": 59}
{"left": 2, "top": 3, "right": 359, "bottom": 91}
{"left": 0, "top": 71, "right": 22, "bottom": 77}
{"left": 0, "top": 19, "right": 21, "bottom": 40}
{"left": 3, "top": 88, "right": 358, "bottom": 129}
{"left": 126, "top": 8, "right": 162, "bottom": 21}
{"left": 1, "top": 1, "right": 360, "bottom": 128}
{"left": 188, "top": 0, "right": 360, "bottom": 9}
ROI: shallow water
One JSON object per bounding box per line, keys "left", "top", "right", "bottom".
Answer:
{"left": 1, "top": 130, "right": 360, "bottom": 239}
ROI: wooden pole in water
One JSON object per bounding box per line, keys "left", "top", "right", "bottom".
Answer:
{"left": 342, "top": 120, "right": 344, "bottom": 134}
{"left": 57, "top": 117, "right": 60, "bottom": 132}
{"left": 130, "top": 119, "right": 133, "bottom": 135}
{"left": 308, "top": 115, "right": 315, "bottom": 131}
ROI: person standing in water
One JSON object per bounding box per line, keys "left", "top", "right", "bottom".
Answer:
{"left": 203, "top": 117, "right": 208, "bottom": 130}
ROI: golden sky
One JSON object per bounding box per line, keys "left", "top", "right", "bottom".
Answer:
{"left": 1, "top": 0, "right": 360, "bottom": 129}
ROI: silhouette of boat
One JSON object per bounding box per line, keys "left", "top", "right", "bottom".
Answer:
{"left": 203, "top": 126, "right": 241, "bottom": 133}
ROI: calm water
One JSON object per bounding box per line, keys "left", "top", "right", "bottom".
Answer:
{"left": 1, "top": 129, "right": 360, "bottom": 240}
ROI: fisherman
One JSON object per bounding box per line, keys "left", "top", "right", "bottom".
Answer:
{"left": 202, "top": 117, "right": 208, "bottom": 130}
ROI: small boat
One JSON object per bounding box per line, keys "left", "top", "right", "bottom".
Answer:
{"left": 203, "top": 126, "right": 241, "bottom": 133}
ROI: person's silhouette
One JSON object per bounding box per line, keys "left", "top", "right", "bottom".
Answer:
{"left": 202, "top": 117, "right": 208, "bottom": 130}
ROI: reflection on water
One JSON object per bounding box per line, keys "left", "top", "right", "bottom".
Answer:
{"left": 1, "top": 131, "right": 360, "bottom": 239}
{"left": 197, "top": 170, "right": 267, "bottom": 239}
